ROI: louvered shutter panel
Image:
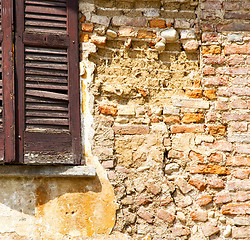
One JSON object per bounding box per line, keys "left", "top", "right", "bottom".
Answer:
{"left": 16, "top": 0, "right": 81, "bottom": 164}
{"left": 1, "top": 0, "right": 15, "bottom": 163}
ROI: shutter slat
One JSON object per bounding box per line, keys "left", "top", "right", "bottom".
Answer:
{"left": 25, "top": 68, "right": 67, "bottom": 77}
{"left": 25, "top": 76, "right": 68, "bottom": 84}
{"left": 25, "top": 20, "right": 66, "bottom": 28}
{"left": 26, "top": 111, "right": 68, "bottom": 118}
{"left": 26, "top": 103, "right": 68, "bottom": 111}
{"left": 25, "top": 5, "right": 66, "bottom": 16}
{"left": 26, "top": 83, "right": 68, "bottom": 90}
{"left": 26, "top": 89, "right": 68, "bottom": 101}
{"left": 25, "top": 13, "right": 66, "bottom": 22}
{"left": 26, "top": 118, "right": 69, "bottom": 125}
{"left": 25, "top": 62, "right": 68, "bottom": 70}
{"left": 26, "top": 0, "right": 67, "bottom": 7}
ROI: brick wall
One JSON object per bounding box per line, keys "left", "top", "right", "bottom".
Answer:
{"left": 80, "top": 0, "right": 249, "bottom": 239}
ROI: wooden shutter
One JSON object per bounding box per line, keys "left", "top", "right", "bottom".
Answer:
{"left": 15, "top": 0, "right": 81, "bottom": 164}
{"left": 1, "top": 0, "right": 15, "bottom": 163}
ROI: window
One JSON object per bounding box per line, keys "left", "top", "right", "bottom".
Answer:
{"left": 0, "top": 0, "right": 82, "bottom": 165}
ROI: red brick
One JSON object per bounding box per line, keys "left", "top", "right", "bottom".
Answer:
{"left": 113, "top": 125, "right": 150, "bottom": 135}
{"left": 189, "top": 164, "right": 230, "bottom": 175}
{"left": 171, "top": 124, "right": 205, "bottom": 133}
{"left": 189, "top": 151, "right": 204, "bottom": 163}
{"left": 203, "top": 55, "right": 225, "bottom": 65}
{"left": 201, "top": 223, "right": 220, "bottom": 237}
{"left": 202, "top": 33, "right": 218, "bottom": 42}
{"left": 207, "top": 178, "right": 225, "bottom": 189}
{"left": 181, "top": 114, "right": 205, "bottom": 123}
{"left": 233, "top": 169, "right": 250, "bottom": 179}
{"left": 228, "top": 55, "right": 245, "bottom": 66}
{"left": 205, "top": 141, "right": 233, "bottom": 152}
{"left": 188, "top": 178, "right": 207, "bottom": 191}
{"left": 201, "top": 23, "right": 215, "bottom": 32}
{"left": 197, "top": 194, "right": 212, "bottom": 206}
{"left": 207, "top": 153, "right": 223, "bottom": 163}
{"left": 99, "top": 105, "right": 117, "bottom": 116}
{"left": 203, "top": 76, "right": 228, "bottom": 86}
{"left": 137, "top": 30, "right": 156, "bottom": 39}
{"left": 157, "top": 209, "right": 175, "bottom": 223}
{"left": 214, "top": 192, "right": 232, "bottom": 204}
{"left": 80, "top": 33, "right": 89, "bottom": 43}
{"left": 203, "top": 66, "right": 215, "bottom": 75}
{"left": 163, "top": 116, "right": 180, "bottom": 124}
{"left": 226, "top": 157, "right": 250, "bottom": 167}
{"left": 81, "top": 23, "right": 94, "bottom": 32}
{"left": 118, "top": 27, "right": 135, "bottom": 37}
{"left": 149, "top": 19, "right": 166, "bottom": 28}
{"left": 224, "top": 43, "right": 250, "bottom": 55}
{"left": 222, "top": 203, "right": 250, "bottom": 215}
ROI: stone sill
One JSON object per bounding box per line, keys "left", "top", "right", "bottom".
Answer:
{"left": 0, "top": 165, "right": 96, "bottom": 178}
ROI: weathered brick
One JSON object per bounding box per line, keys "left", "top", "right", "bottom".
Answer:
{"left": 163, "top": 116, "right": 181, "bottom": 124}
{"left": 171, "top": 226, "right": 191, "bottom": 237}
{"left": 203, "top": 76, "right": 228, "bottom": 86}
{"left": 215, "top": 101, "right": 229, "bottom": 110}
{"left": 189, "top": 151, "right": 204, "bottom": 163}
{"left": 214, "top": 192, "right": 232, "bottom": 204}
{"left": 230, "top": 100, "right": 248, "bottom": 109}
{"left": 235, "top": 144, "right": 250, "bottom": 154}
{"left": 208, "top": 125, "right": 226, "bottom": 136}
{"left": 203, "top": 66, "right": 215, "bottom": 75}
{"left": 112, "top": 16, "right": 147, "bottom": 27}
{"left": 157, "top": 209, "right": 175, "bottom": 223}
{"left": 225, "top": 12, "right": 250, "bottom": 20}
{"left": 135, "top": 195, "right": 153, "bottom": 206}
{"left": 223, "top": 2, "right": 240, "bottom": 11}
{"left": 171, "top": 124, "right": 205, "bottom": 134}
{"left": 160, "top": 196, "right": 173, "bottom": 206}
{"left": 207, "top": 178, "right": 225, "bottom": 189}
{"left": 188, "top": 178, "right": 206, "bottom": 191}
{"left": 175, "top": 177, "right": 193, "bottom": 194}
{"left": 222, "top": 203, "right": 250, "bottom": 215}
{"left": 224, "top": 43, "right": 250, "bottom": 55}
{"left": 217, "top": 23, "right": 250, "bottom": 32}
{"left": 118, "top": 27, "right": 135, "bottom": 37}
{"left": 233, "top": 217, "right": 250, "bottom": 226}
{"left": 197, "top": 194, "right": 212, "bottom": 206}
{"left": 137, "top": 30, "right": 156, "bottom": 39}
{"left": 229, "top": 87, "right": 250, "bottom": 96}
{"left": 149, "top": 19, "right": 166, "bottom": 28}
{"left": 81, "top": 23, "right": 94, "bottom": 32}
{"left": 102, "top": 160, "right": 115, "bottom": 169}
{"left": 202, "top": 33, "right": 218, "bottom": 42}
{"left": 202, "top": 45, "right": 221, "bottom": 54}
{"left": 201, "top": 23, "right": 215, "bottom": 32}
{"left": 201, "top": 223, "right": 220, "bottom": 237}
{"left": 226, "top": 157, "right": 250, "bottom": 167}
{"left": 228, "top": 55, "right": 245, "bottom": 66}
{"left": 189, "top": 164, "right": 230, "bottom": 175}
{"left": 201, "top": 1, "right": 222, "bottom": 10}
{"left": 146, "top": 182, "right": 161, "bottom": 195}
{"left": 80, "top": 33, "right": 90, "bottom": 43}
{"left": 222, "top": 113, "right": 250, "bottom": 122}
{"left": 113, "top": 124, "right": 150, "bottom": 135}
{"left": 217, "top": 67, "right": 248, "bottom": 75}
{"left": 207, "top": 153, "right": 223, "bottom": 163}
{"left": 176, "top": 195, "right": 193, "bottom": 208}
{"left": 91, "top": 35, "right": 107, "bottom": 46}
{"left": 168, "top": 150, "right": 184, "bottom": 159}
{"left": 185, "top": 89, "right": 203, "bottom": 98}
{"left": 172, "top": 98, "right": 209, "bottom": 109}
{"left": 235, "top": 191, "right": 250, "bottom": 202}
{"left": 233, "top": 169, "right": 250, "bottom": 179}
{"left": 191, "top": 210, "right": 208, "bottom": 222}
{"left": 181, "top": 114, "right": 205, "bottom": 124}
{"left": 91, "top": 14, "right": 110, "bottom": 27}
{"left": 99, "top": 105, "right": 117, "bottom": 116}
{"left": 203, "top": 55, "right": 226, "bottom": 65}
{"left": 205, "top": 141, "right": 233, "bottom": 152}
{"left": 227, "top": 180, "right": 250, "bottom": 192}
{"left": 232, "top": 226, "right": 250, "bottom": 239}
{"left": 137, "top": 207, "right": 154, "bottom": 223}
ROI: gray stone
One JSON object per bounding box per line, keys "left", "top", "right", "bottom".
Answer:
{"left": 180, "top": 29, "right": 196, "bottom": 40}
{"left": 106, "top": 29, "right": 117, "bottom": 38}
{"left": 228, "top": 34, "right": 243, "bottom": 42}
{"left": 165, "top": 163, "right": 180, "bottom": 174}
{"left": 143, "top": 9, "right": 160, "bottom": 17}
{"left": 155, "top": 41, "right": 166, "bottom": 51}
{"left": 161, "top": 28, "right": 178, "bottom": 42}
{"left": 91, "top": 14, "right": 110, "bottom": 27}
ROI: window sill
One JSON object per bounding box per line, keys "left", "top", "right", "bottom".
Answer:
{"left": 0, "top": 165, "right": 96, "bottom": 178}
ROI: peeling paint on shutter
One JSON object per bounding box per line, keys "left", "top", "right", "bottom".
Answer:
{"left": 16, "top": 0, "right": 81, "bottom": 164}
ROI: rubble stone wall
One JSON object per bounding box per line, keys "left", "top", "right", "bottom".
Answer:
{"left": 80, "top": 0, "right": 249, "bottom": 239}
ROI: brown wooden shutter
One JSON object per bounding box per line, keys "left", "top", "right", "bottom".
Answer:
{"left": 15, "top": 0, "right": 81, "bottom": 164}
{"left": 1, "top": 0, "right": 15, "bottom": 163}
